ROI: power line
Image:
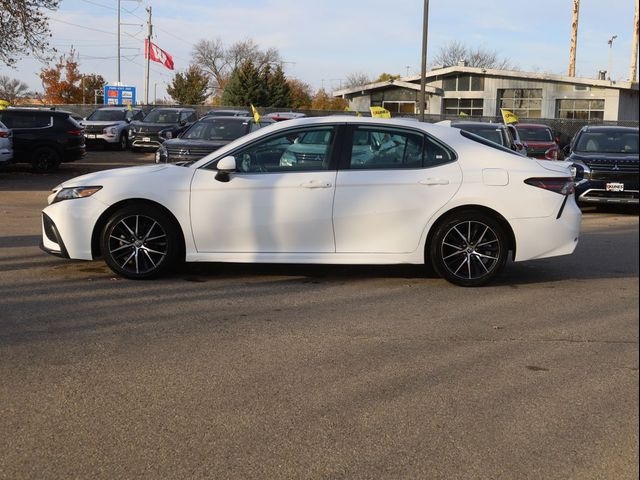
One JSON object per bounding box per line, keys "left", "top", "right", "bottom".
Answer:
{"left": 51, "top": 18, "right": 117, "bottom": 36}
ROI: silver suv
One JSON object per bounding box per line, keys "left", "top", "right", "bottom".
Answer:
{"left": 81, "top": 106, "right": 144, "bottom": 150}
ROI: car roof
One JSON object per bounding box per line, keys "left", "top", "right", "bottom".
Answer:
{"left": 516, "top": 123, "right": 552, "bottom": 129}
{"left": 451, "top": 121, "right": 506, "bottom": 129}
{"left": 6, "top": 107, "right": 74, "bottom": 116}
{"left": 97, "top": 106, "right": 141, "bottom": 111}
{"left": 149, "top": 107, "right": 195, "bottom": 112}
{"left": 581, "top": 125, "right": 639, "bottom": 133}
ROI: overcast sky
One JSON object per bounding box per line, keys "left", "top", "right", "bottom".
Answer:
{"left": 3, "top": 0, "right": 639, "bottom": 100}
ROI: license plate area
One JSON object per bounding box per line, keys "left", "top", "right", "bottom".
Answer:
{"left": 86, "top": 134, "right": 96, "bottom": 139}
{"left": 606, "top": 182, "right": 624, "bottom": 192}
{"left": 142, "top": 137, "right": 151, "bottom": 142}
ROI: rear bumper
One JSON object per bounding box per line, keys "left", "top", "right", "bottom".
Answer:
{"left": 0, "top": 149, "right": 12, "bottom": 163}
{"left": 510, "top": 195, "right": 582, "bottom": 262}
{"left": 62, "top": 146, "right": 86, "bottom": 163}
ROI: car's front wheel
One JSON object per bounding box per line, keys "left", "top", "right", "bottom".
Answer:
{"left": 118, "top": 132, "right": 128, "bottom": 150}
{"left": 429, "top": 211, "right": 509, "bottom": 287}
{"left": 101, "top": 205, "right": 180, "bottom": 279}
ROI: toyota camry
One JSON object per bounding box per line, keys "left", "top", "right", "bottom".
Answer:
{"left": 41, "top": 116, "right": 581, "bottom": 286}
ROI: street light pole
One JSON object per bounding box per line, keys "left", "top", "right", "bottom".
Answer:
{"left": 607, "top": 35, "right": 618, "bottom": 81}
{"left": 419, "top": 0, "right": 429, "bottom": 121}
{"left": 117, "top": 0, "right": 121, "bottom": 83}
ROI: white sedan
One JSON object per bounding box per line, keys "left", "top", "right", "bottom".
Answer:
{"left": 41, "top": 116, "right": 581, "bottom": 286}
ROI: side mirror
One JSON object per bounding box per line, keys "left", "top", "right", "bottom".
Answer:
{"left": 215, "top": 156, "right": 236, "bottom": 182}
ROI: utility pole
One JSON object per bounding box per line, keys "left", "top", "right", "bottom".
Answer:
{"left": 144, "top": 6, "right": 152, "bottom": 104}
{"left": 607, "top": 35, "right": 618, "bottom": 81}
{"left": 419, "top": 0, "right": 429, "bottom": 121}
{"left": 117, "top": 0, "right": 121, "bottom": 83}
{"left": 569, "top": 0, "right": 580, "bottom": 77}
{"left": 630, "top": 0, "right": 639, "bottom": 82}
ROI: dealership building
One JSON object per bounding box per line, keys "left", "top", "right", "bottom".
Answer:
{"left": 332, "top": 65, "right": 639, "bottom": 121}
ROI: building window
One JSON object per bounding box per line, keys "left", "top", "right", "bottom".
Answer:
{"left": 382, "top": 101, "right": 416, "bottom": 114}
{"left": 442, "top": 75, "right": 484, "bottom": 91}
{"left": 498, "top": 89, "right": 542, "bottom": 118}
{"left": 443, "top": 98, "right": 484, "bottom": 116}
{"left": 556, "top": 99, "right": 605, "bottom": 120}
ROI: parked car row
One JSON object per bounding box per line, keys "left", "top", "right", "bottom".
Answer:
{"left": 0, "top": 108, "right": 86, "bottom": 172}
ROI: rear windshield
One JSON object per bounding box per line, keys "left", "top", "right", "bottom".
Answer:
{"left": 87, "top": 109, "right": 127, "bottom": 121}
{"left": 454, "top": 125, "right": 507, "bottom": 146}
{"left": 459, "top": 129, "right": 521, "bottom": 156}
{"left": 575, "top": 131, "right": 639, "bottom": 154}
{"left": 517, "top": 126, "right": 553, "bottom": 142}
{"left": 143, "top": 109, "right": 180, "bottom": 123}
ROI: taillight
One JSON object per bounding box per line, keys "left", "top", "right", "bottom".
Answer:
{"left": 66, "top": 130, "right": 83, "bottom": 136}
{"left": 544, "top": 146, "right": 559, "bottom": 160}
{"left": 0, "top": 131, "right": 10, "bottom": 138}
{"left": 524, "top": 177, "right": 575, "bottom": 195}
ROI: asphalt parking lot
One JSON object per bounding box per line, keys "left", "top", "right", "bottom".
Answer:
{"left": 0, "top": 151, "right": 638, "bottom": 480}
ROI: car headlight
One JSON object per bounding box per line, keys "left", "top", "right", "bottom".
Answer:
{"left": 103, "top": 127, "right": 118, "bottom": 136}
{"left": 155, "top": 145, "right": 168, "bottom": 163}
{"left": 52, "top": 186, "right": 102, "bottom": 204}
{"left": 130, "top": 127, "right": 137, "bottom": 136}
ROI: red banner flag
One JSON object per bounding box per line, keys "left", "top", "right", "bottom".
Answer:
{"left": 144, "top": 39, "right": 174, "bottom": 70}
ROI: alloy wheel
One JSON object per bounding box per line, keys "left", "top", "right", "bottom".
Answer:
{"left": 440, "top": 220, "right": 501, "bottom": 281}
{"left": 107, "top": 214, "right": 168, "bottom": 275}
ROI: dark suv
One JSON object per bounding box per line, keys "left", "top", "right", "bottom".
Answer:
{"left": 129, "top": 107, "right": 197, "bottom": 151}
{"left": 567, "top": 126, "right": 639, "bottom": 205}
{"left": 0, "top": 108, "right": 85, "bottom": 172}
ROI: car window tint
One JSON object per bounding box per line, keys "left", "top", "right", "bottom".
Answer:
{"left": 0, "top": 112, "right": 50, "bottom": 128}
{"left": 348, "top": 127, "right": 425, "bottom": 170}
{"left": 233, "top": 126, "right": 335, "bottom": 173}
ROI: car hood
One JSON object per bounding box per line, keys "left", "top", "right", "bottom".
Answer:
{"left": 55, "top": 164, "right": 171, "bottom": 190}
{"left": 164, "top": 138, "right": 231, "bottom": 150}
{"left": 131, "top": 122, "right": 177, "bottom": 132}
{"left": 568, "top": 152, "right": 639, "bottom": 165}
{"left": 81, "top": 120, "right": 126, "bottom": 127}
{"left": 525, "top": 140, "right": 555, "bottom": 148}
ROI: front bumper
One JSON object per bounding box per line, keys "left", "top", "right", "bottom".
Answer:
{"left": 575, "top": 180, "right": 639, "bottom": 205}
{"left": 41, "top": 196, "right": 107, "bottom": 260}
{"left": 0, "top": 149, "right": 12, "bottom": 163}
{"left": 85, "top": 133, "right": 120, "bottom": 146}
{"left": 131, "top": 135, "right": 164, "bottom": 149}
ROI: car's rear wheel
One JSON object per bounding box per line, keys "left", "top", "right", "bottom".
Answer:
{"left": 101, "top": 205, "right": 179, "bottom": 279}
{"left": 429, "top": 211, "right": 508, "bottom": 287}
{"left": 31, "top": 146, "right": 61, "bottom": 172}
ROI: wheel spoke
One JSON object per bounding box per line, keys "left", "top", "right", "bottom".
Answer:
{"left": 142, "top": 221, "right": 157, "bottom": 241}
{"left": 134, "top": 249, "right": 139, "bottom": 274}
{"left": 477, "top": 239, "right": 498, "bottom": 247}
{"left": 444, "top": 250, "right": 465, "bottom": 260}
{"left": 142, "top": 246, "right": 165, "bottom": 256}
{"left": 453, "top": 226, "right": 468, "bottom": 245}
{"left": 142, "top": 249, "right": 157, "bottom": 267}
{"left": 453, "top": 256, "right": 468, "bottom": 275}
{"left": 120, "top": 219, "right": 135, "bottom": 237}
{"left": 145, "top": 234, "right": 166, "bottom": 242}
{"left": 475, "top": 226, "right": 489, "bottom": 245}
{"left": 443, "top": 241, "right": 465, "bottom": 251}
{"left": 474, "top": 252, "right": 498, "bottom": 260}
{"left": 111, "top": 243, "right": 134, "bottom": 253}
{"left": 121, "top": 250, "right": 136, "bottom": 268}
{"left": 473, "top": 255, "right": 489, "bottom": 273}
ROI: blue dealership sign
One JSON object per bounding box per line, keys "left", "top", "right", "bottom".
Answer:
{"left": 103, "top": 85, "right": 137, "bottom": 106}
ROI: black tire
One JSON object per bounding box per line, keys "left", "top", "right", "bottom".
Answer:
{"left": 130, "top": 146, "right": 141, "bottom": 153}
{"left": 118, "top": 132, "right": 128, "bottom": 150}
{"left": 31, "top": 146, "right": 61, "bottom": 172}
{"left": 100, "top": 204, "right": 180, "bottom": 279}
{"left": 429, "top": 211, "right": 508, "bottom": 287}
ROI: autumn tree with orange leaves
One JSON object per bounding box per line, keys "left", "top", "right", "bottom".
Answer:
{"left": 39, "top": 48, "right": 83, "bottom": 104}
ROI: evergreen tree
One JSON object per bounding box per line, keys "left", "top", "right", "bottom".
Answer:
{"left": 166, "top": 65, "right": 209, "bottom": 105}
{"left": 221, "top": 60, "right": 266, "bottom": 106}
{"left": 266, "top": 64, "right": 291, "bottom": 107}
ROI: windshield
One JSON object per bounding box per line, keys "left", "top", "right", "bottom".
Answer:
{"left": 143, "top": 109, "right": 180, "bottom": 123}
{"left": 575, "top": 131, "right": 639, "bottom": 154}
{"left": 457, "top": 126, "right": 506, "bottom": 146}
{"left": 87, "top": 109, "right": 126, "bottom": 121}
{"left": 517, "top": 126, "right": 553, "bottom": 142}
{"left": 183, "top": 119, "right": 248, "bottom": 141}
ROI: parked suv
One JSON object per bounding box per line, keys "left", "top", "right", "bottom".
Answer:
{"left": 0, "top": 108, "right": 85, "bottom": 172}
{"left": 0, "top": 121, "right": 13, "bottom": 165}
{"left": 129, "top": 107, "right": 197, "bottom": 151}
{"left": 81, "top": 106, "right": 144, "bottom": 150}
{"left": 155, "top": 115, "right": 274, "bottom": 163}
{"left": 515, "top": 123, "right": 562, "bottom": 160}
{"left": 567, "top": 125, "right": 639, "bottom": 205}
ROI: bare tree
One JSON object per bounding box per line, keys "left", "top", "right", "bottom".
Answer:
{"left": 432, "top": 40, "right": 514, "bottom": 70}
{"left": 0, "top": 76, "right": 33, "bottom": 103}
{"left": 0, "top": 0, "right": 60, "bottom": 67}
{"left": 344, "top": 72, "right": 371, "bottom": 88}
{"left": 192, "top": 38, "right": 281, "bottom": 93}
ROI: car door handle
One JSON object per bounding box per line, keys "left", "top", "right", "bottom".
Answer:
{"left": 300, "top": 181, "right": 332, "bottom": 189}
{"left": 419, "top": 178, "right": 450, "bottom": 186}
